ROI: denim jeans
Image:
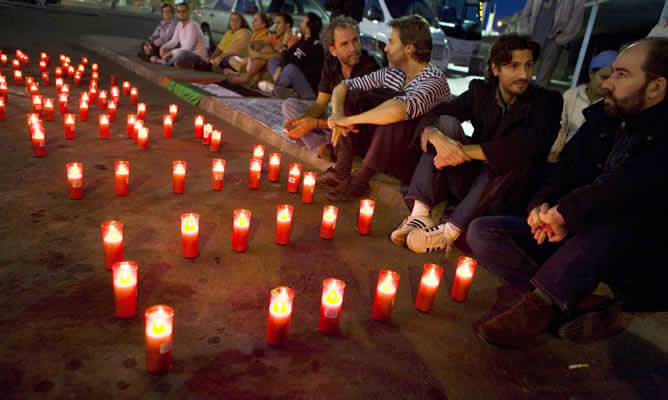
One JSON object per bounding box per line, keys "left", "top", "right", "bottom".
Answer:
{"left": 281, "top": 98, "right": 330, "bottom": 153}
{"left": 169, "top": 49, "right": 208, "bottom": 70}
{"left": 268, "top": 58, "right": 316, "bottom": 100}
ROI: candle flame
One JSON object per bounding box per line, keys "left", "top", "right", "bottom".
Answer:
{"left": 324, "top": 208, "right": 336, "bottom": 222}
{"left": 111, "top": 87, "right": 119, "bottom": 96}
{"left": 457, "top": 264, "right": 473, "bottom": 279}
{"left": 164, "top": 115, "right": 172, "bottom": 124}
{"left": 251, "top": 160, "right": 261, "bottom": 172}
{"left": 213, "top": 161, "right": 224, "bottom": 172}
{"left": 182, "top": 215, "right": 198, "bottom": 233}
{"left": 212, "top": 130, "right": 221, "bottom": 141}
{"left": 68, "top": 164, "right": 82, "bottom": 179}
{"left": 169, "top": 104, "right": 177, "bottom": 113}
{"left": 127, "top": 115, "right": 136, "bottom": 124}
{"left": 361, "top": 203, "right": 374, "bottom": 215}
{"left": 119, "top": 270, "right": 131, "bottom": 285}
{"left": 272, "top": 299, "right": 286, "bottom": 314}
{"left": 116, "top": 163, "right": 129, "bottom": 175}
{"left": 270, "top": 154, "right": 280, "bottom": 165}
{"left": 44, "top": 98, "right": 53, "bottom": 107}
{"left": 290, "top": 165, "right": 300, "bottom": 176}
{"left": 138, "top": 128, "right": 148, "bottom": 139}
{"left": 33, "top": 96, "right": 42, "bottom": 104}
{"left": 174, "top": 163, "right": 186, "bottom": 175}
{"left": 108, "top": 102, "right": 116, "bottom": 110}
{"left": 236, "top": 214, "right": 248, "bottom": 227}
{"left": 123, "top": 82, "right": 130, "bottom": 88}
{"left": 59, "top": 93, "right": 68, "bottom": 101}
{"left": 423, "top": 269, "right": 440, "bottom": 287}
{"left": 303, "top": 173, "right": 315, "bottom": 186}
{"left": 195, "top": 115, "right": 203, "bottom": 125}
{"left": 65, "top": 115, "right": 74, "bottom": 124}
{"left": 137, "top": 104, "right": 145, "bottom": 112}
{"left": 152, "top": 319, "right": 165, "bottom": 334}
{"left": 105, "top": 225, "right": 122, "bottom": 242}
{"left": 100, "top": 115, "right": 109, "bottom": 124}
{"left": 80, "top": 101, "right": 88, "bottom": 109}
{"left": 379, "top": 275, "right": 395, "bottom": 294}
{"left": 32, "top": 130, "right": 44, "bottom": 140}
{"left": 204, "top": 124, "right": 213, "bottom": 134}
{"left": 325, "top": 289, "right": 338, "bottom": 304}
{"left": 253, "top": 146, "right": 264, "bottom": 158}
{"left": 278, "top": 208, "right": 291, "bottom": 222}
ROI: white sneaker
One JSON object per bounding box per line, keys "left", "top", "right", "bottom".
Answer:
{"left": 258, "top": 80, "right": 275, "bottom": 93}
{"left": 406, "top": 223, "right": 461, "bottom": 254}
{"left": 390, "top": 216, "right": 434, "bottom": 247}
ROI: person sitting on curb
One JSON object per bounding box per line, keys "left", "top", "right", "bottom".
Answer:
{"left": 466, "top": 38, "right": 668, "bottom": 347}
{"left": 320, "top": 15, "right": 452, "bottom": 202}
{"left": 156, "top": 2, "right": 208, "bottom": 69}
{"left": 213, "top": 12, "right": 271, "bottom": 72}
{"left": 390, "top": 34, "right": 562, "bottom": 254}
{"left": 548, "top": 49, "right": 617, "bottom": 162}
{"left": 281, "top": 16, "right": 380, "bottom": 160}
{"left": 223, "top": 13, "right": 298, "bottom": 88}
{"left": 139, "top": 3, "right": 177, "bottom": 62}
{"left": 262, "top": 13, "right": 324, "bottom": 100}
{"left": 203, "top": 12, "right": 251, "bottom": 71}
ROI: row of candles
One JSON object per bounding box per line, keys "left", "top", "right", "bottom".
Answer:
{"left": 109, "top": 255, "right": 477, "bottom": 374}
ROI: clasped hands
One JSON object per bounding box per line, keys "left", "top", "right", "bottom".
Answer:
{"left": 527, "top": 203, "right": 568, "bottom": 244}
{"left": 327, "top": 113, "right": 358, "bottom": 146}
{"left": 421, "top": 126, "right": 470, "bottom": 169}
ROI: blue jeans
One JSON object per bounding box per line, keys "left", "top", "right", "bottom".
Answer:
{"left": 281, "top": 98, "right": 330, "bottom": 153}
{"left": 268, "top": 58, "right": 316, "bottom": 100}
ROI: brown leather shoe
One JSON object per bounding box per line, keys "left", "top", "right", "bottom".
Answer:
{"left": 475, "top": 292, "right": 556, "bottom": 347}
{"left": 318, "top": 167, "right": 344, "bottom": 188}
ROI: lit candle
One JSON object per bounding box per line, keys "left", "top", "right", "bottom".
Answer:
{"left": 266, "top": 286, "right": 294, "bottom": 346}
{"left": 137, "top": 127, "right": 149, "bottom": 149}
{"left": 12, "top": 59, "right": 19, "bottom": 69}
{"left": 371, "top": 270, "right": 400, "bottom": 321}
{"left": 253, "top": 144, "right": 265, "bottom": 161}
{"left": 415, "top": 264, "right": 443, "bottom": 312}
{"left": 162, "top": 114, "right": 172, "bottom": 138}
{"left": 115, "top": 160, "right": 129, "bottom": 196}
{"left": 55, "top": 77, "right": 63, "bottom": 92}
{"left": 99, "top": 114, "right": 110, "bottom": 139}
{"left": 202, "top": 123, "right": 213, "bottom": 144}
{"left": 55, "top": 67, "right": 63, "bottom": 78}
{"left": 29, "top": 83, "right": 39, "bottom": 96}
{"left": 110, "top": 86, "right": 120, "bottom": 103}
{"left": 107, "top": 100, "right": 117, "bottom": 121}
{"left": 137, "top": 102, "right": 146, "bottom": 120}
{"left": 320, "top": 206, "right": 338, "bottom": 239}
{"left": 302, "top": 172, "right": 316, "bottom": 203}
{"left": 66, "top": 162, "right": 83, "bottom": 200}
{"left": 127, "top": 114, "right": 137, "bottom": 137}
{"left": 41, "top": 71, "right": 49, "bottom": 86}
{"left": 73, "top": 73, "right": 81, "bottom": 87}
{"left": 451, "top": 256, "right": 477, "bottom": 302}
{"left": 172, "top": 161, "right": 186, "bottom": 194}
{"left": 77, "top": 64, "right": 85, "bottom": 74}
{"left": 0, "top": 82, "right": 7, "bottom": 102}
{"left": 43, "top": 98, "right": 54, "bottom": 121}
{"left": 91, "top": 71, "right": 99, "bottom": 81}
{"left": 98, "top": 90, "right": 108, "bottom": 110}
{"left": 287, "top": 163, "right": 301, "bottom": 193}
{"left": 232, "top": 208, "right": 250, "bottom": 252}
{"left": 91, "top": 63, "right": 98, "bottom": 72}
{"left": 32, "top": 95, "right": 43, "bottom": 116}
{"left": 0, "top": 99, "right": 4, "bottom": 121}
{"left": 39, "top": 60, "right": 47, "bottom": 71}
{"left": 0, "top": 54, "right": 6, "bottom": 66}
{"left": 268, "top": 153, "right": 280, "bottom": 182}
{"left": 59, "top": 83, "right": 69, "bottom": 96}
{"left": 13, "top": 69, "right": 22, "bottom": 83}
{"left": 358, "top": 199, "right": 375, "bottom": 235}
{"left": 109, "top": 74, "right": 117, "bottom": 87}
{"left": 180, "top": 213, "right": 199, "bottom": 259}
{"left": 31, "top": 127, "right": 45, "bottom": 157}
{"left": 275, "top": 204, "right": 293, "bottom": 245}
{"left": 130, "top": 87, "right": 138, "bottom": 104}
{"left": 58, "top": 93, "right": 68, "bottom": 114}
{"left": 67, "top": 65, "right": 75, "bottom": 79}
{"left": 101, "top": 220, "right": 123, "bottom": 270}
{"left": 122, "top": 81, "right": 130, "bottom": 96}
{"left": 168, "top": 104, "right": 178, "bottom": 120}
{"left": 145, "top": 305, "right": 174, "bottom": 375}
{"left": 211, "top": 158, "right": 225, "bottom": 191}
{"left": 81, "top": 57, "right": 88, "bottom": 65}
{"left": 79, "top": 100, "right": 88, "bottom": 121}
{"left": 80, "top": 91, "right": 89, "bottom": 104}
{"left": 112, "top": 261, "right": 137, "bottom": 319}
{"left": 64, "top": 113, "right": 76, "bottom": 139}
{"left": 210, "top": 130, "right": 222, "bottom": 152}
{"left": 133, "top": 120, "right": 143, "bottom": 143}
{"left": 319, "top": 278, "right": 345, "bottom": 334}
{"left": 88, "top": 86, "right": 97, "bottom": 103}
{"left": 248, "top": 158, "right": 262, "bottom": 189}
{"left": 193, "top": 115, "right": 203, "bottom": 137}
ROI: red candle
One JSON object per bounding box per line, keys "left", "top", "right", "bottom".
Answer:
{"left": 58, "top": 93, "right": 68, "bottom": 114}
{"left": 67, "top": 65, "right": 75, "bottom": 79}
{"left": 90, "top": 63, "right": 97, "bottom": 72}
{"left": 55, "top": 67, "right": 63, "bottom": 78}
{"left": 0, "top": 82, "right": 7, "bottom": 102}
{"left": 41, "top": 71, "right": 49, "bottom": 86}
{"left": 64, "top": 113, "right": 76, "bottom": 139}
{"left": 266, "top": 286, "right": 294, "bottom": 346}
{"left": 137, "top": 127, "right": 149, "bottom": 149}
{"left": 126, "top": 114, "right": 137, "bottom": 137}
{"left": 194, "top": 115, "right": 203, "bottom": 137}
{"left": 32, "top": 95, "right": 43, "bottom": 116}
{"left": 268, "top": 153, "right": 280, "bottom": 182}
{"left": 451, "top": 256, "right": 477, "bottom": 302}
{"left": 79, "top": 101, "right": 89, "bottom": 121}
{"left": 287, "top": 163, "right": 301, "bottom": 193}
{"left": 0, "top": 99, "right": 4, "bottom": 121}
{"left": 133, "top": 120, "right": 143, "bottom": 143}
{"left": 168, "top": 104, "right": 178, "bottom": 120}
{"left": 43, "top": 98, "right": 54, "bottom": 121}
{"left": 211, "top": 158, "right": 225, "bottom": 190}
{"left": 0, "top": 54, "right": 6, "bottom": 66}
{"left": 12, "top": 59, "right": 20, "bottom": 69}
{"left": 115, "top": 160, "right": 129, "bottom": 196}
{"left": 253, "top": 144, "right": 265, "bottom": 161}
{"left": 110, "top": 86, "right": 119, "bottom": 103}
{"left": 101, "top": 220, "right": 123, "bottom": 270}
{"left": 302, "top": 172, "right": 316, "bottom": 203}
{"left": 248, "top": 158, "right": 262, "bottom": 189}
{"left": 162, "top": 115, "right": 172, "bottom": 138}
{"left": 137, "top": 102, "right": 146, "bottom": 120}
{"left": 66, "top": 162, "right": 83, "bottom": 199}
{"left": 73, "top": 73, "right": 81, "bottom": 87}
{"left": 13, "top": 70, "right": 22, "bottom": 83}
{"left": 320, "top": 206, "right": 338, "bottom": 239}
{"left": 107, "top": 101, "right": 117, "bottom": 121}
{"left": 319, "top": 278, "right": 345, "bottom": 334}
{"left": 99, "top": 114, "right": 110, "bottom": 139}
{"left": 210, "top": 130, "right": 222, "bottom": 152}
{"left": 371, "top": 270, "right": 400, "bottom": 321}
{"left": 77, "top": 64, "right": 85, "bottom": 74}
{"left": 202, "top": 123, "right": 212, "bottom": 144}
{"left": 109, "top": 74, "right": 117, "bottom": 87}
{"left": 91, "top": 71, "right": 99, "bottom": 81}
{"left": 27, "top": 113, "right": 40, "bottom": 129}
{"left": 172, "top": 161, "right": 186, "bottom": 194}
{"left": 81, "top": 56, "right": 88, "bottom": 65}
{"left": 415, "top": 264, "right": 443, "bottom": 312}
{"left": 55, "top": 78, "right": 64, "bottom": 92}
{"left": 31, "top": 128, "right": 45, "bottom": 157}
{"left": 275, "top": 204, "right": 293, "bottom": 245}
{"left": 180, "top": 213, "right": 199, "bottom": 258}
{"left": 130, "top": 87, "right": 138, "bottom": 105}
{"left": 59, "top": 83, "right": 69, "bottom": 96}
{"left": 112, "top": 261, "right": 137, "bottom": 318}
{"left": 145, "top": 305, "right": 174, "bottom": 375}
{"left": 98, "top": 90, "right": 108, "bottom": 110}
{"left": 232, "top": 208, "right": 250, "bottom": 252}
{"left": 39, "top": 60, "right": 47, "bottom": 71}
{"left": 358, "top": 199, "right": 375, "bottom": 235}
{"left": 122, "top": 81, "right": 130, "bottom": 96}
{"left": 88, "top": 86, "right": 97, "bottom": 103}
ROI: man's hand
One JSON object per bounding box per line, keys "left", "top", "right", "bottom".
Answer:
{"left": 422, "top": 127, "right": 470, "bottom": 169}
{"left": 539, "top": 205, "right": 568, "bottom": 243}
{"left": 273, "top": 66, "right": 282, "bottom": 82}
{"left": 283, "top": 116, "right": 318, "bottom": 139}
{"left": 328, "top": 114, "right": 358, "bottom": 146}
{"left": 159, "top": 47, "right": 169, "bottom": 58}
{"left": 527, "top": 202, "right": 550, "bottom": 244}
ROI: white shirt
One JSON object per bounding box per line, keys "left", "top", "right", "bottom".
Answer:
{"left": 161, "top": 20, "right": 207, "bottom": 60}
{"left": 549, "top": 84, "right": 590, "bottom": 161}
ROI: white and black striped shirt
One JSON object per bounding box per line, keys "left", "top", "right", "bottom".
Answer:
{"left": 343, "top": 63, "right": 451, "bottom": 120}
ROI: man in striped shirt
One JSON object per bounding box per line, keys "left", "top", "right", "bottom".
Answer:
{"left": 320, "top": 15, "right": 452, "bottom": 202}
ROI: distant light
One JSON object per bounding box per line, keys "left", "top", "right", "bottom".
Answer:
{"left": 497, "top": 21, "right": 503, "bottom": 27}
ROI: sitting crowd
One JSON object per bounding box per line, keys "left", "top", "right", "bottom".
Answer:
{"left": 138, "top": 5, "right": 668, "bottom": 347}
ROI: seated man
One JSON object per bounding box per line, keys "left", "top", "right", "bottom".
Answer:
{"left": 391, "top": 34, "right": 562, "bottom": 254}
{"left": 548, "top": 50, "right": 617, "bottom": 162}
{"left": 467, "top": 38, "right": 668, "bottom": 347}
{"left": 281, "top": 16, "right": 380, "bottom": 158}
{"left": 263, "top": 13, "right": 324, "bottom": 100}
{"left": 139, "top": 3, "right": 177, "bottom": 62}
{"left": 158, "top": 2, "right": 208, "bottom": 69}
{"left": 204, "top": 12, "right": 252, "bottom": 71}
{"left": 321, "top": 15, "right": 452, "bottom": 202}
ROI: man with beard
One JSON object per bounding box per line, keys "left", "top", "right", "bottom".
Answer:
{"left": 281, "top": 16, "right": 380, "bottom": 158}
{"left": 391, "top": 34, "right": 562, "bottom": 255}
{"left": 466, "top": 38, "right": 668, "bottom": 347}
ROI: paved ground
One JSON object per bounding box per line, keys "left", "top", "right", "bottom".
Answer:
{"left": 1, "top": 4, "right": 668, "bottom": 400}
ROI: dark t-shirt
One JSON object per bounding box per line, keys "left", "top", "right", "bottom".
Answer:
{"left": 318, "top": 50, "right": 380, "bottom": 95}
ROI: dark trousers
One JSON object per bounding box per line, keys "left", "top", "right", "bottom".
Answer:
{"left": 466, "top": 216, "right": 667, "bottom": 313}
{"left": 138, "top": 41, "right": 160, "bottom": 61}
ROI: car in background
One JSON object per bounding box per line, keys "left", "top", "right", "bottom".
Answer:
{"left": 192, "top": 0, "right": 330, "bottom": 53}
{"left": 435, "top": 0, "right": 484, "bottom": 74}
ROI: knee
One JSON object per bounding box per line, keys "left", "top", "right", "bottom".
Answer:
{"left": 466, "top": 217, "right": 497, "bottom": 254}
{"left": 282, "top": 98, "right": 301, "bottom": 119}
{"left": 436, "top": 115, "right": 464, "bottom": 139}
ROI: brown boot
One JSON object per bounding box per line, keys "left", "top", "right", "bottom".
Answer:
{"left": 475, "top": 291, "right": 556, "bottom": 347}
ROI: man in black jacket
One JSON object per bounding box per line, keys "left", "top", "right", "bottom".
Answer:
{"left": 391, "top": 34, "right": 562, "bottom": 254}
{"left": 467, "top": 37, "right": 668, "bottom": 347}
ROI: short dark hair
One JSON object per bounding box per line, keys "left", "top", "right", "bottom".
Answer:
{"left": 323, "top": 15, "right": 359, "bottom": 49}
{"left": 277, "top": 12, "right": 293, "bottom": 28}
{"left": 487, "top": 34, "right": 540, "bottom": 83}
{"left": 388, "top": 15, "right": 432, "bottom": 63}
{"left": 305, "top": 12, "right": 322, "bottom": 39}
{"left": 228, "top": 12, "right": 251, "bottom": 31}
{"left": 639, "top": 37, "right": 668, "bottom": 81}
{"left": 175, "top": 2, "right": 188, "bottom": 11}
{"left": 255, "top": 12, "right": 272, "bottom": 29}
{"left": 161, "top": 2, "right": 173, "bottom": 13}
